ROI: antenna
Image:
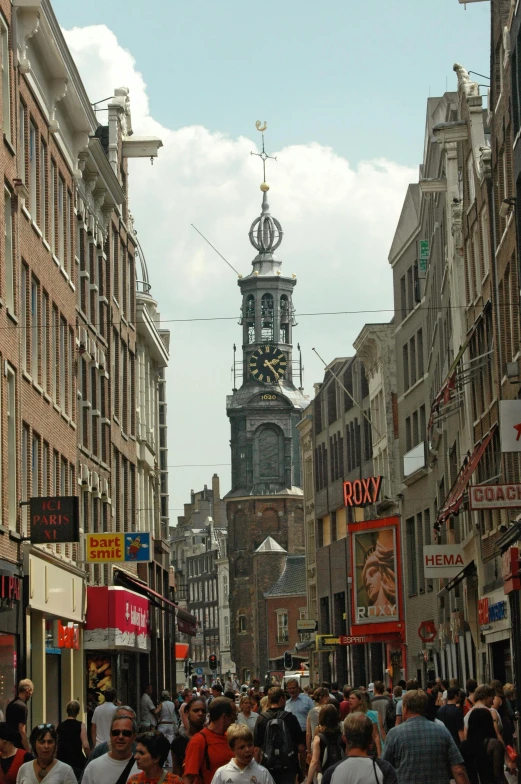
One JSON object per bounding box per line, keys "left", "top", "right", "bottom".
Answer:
{"left": 251, "top": 121, "right": 277, "bottom": 187}
{"left": 191, "top": 224, "right": 242, "bottom": 278}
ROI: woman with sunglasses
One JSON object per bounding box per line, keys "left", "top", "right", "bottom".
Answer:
{"left": 128, "top": 732, "right": 182, "bottom": 784}
{"left": 15, "top": 725, "right": 76, "bottom": 784}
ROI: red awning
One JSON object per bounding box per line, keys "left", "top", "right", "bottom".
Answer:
{"left": 436, "top": 424, "right": 497, "bottom": 524}
{"left": 175, "top": 643, "right": 189, "bottom": 660}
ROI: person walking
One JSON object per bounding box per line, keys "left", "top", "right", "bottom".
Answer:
{"left": 211, "top": 724, "right": 275, "bottom": 784}
{"left": 0, "top": 722, "right": 32, "bottom": 784}
{"left": 16, "top": 725, "right": 76, "bottom": 784}
{"left": 237, "top": 697, "right": 258, "bottom": 732}
{"left": 337, "top": 688, "right": 351, "bottom": 722}
{"left": 171, "top": 698, "right": 207, "bottom": 776}
{"left": 463, "top": 681, "right": 477, "bottom": 717}
{"left": 371, "top": 682, "right": 392, "bottom": 732}
{"left": 437, "top": 688, "right": 465, "bottom": 749}
{"left": 82, "top": 707, "right": 137, "bottom": 767}
{"left": 140, "top": 687, "right": 157, "bottom": 732}
{"left": 155, "top": 692, "right": 178, "bottom": 767}
{"left": 178, "top": 691, "right": 193, "bottom": 736}
{"left": 347, "top": 691, "right": 384, "bottom": 757}
{"left": 322, "top": 713, "right": 398, "bottom": 784}
{"left": 382, "top": 690, "right": 469, "bottom": 784}
{"left": 6, "top": 680, "right": 34, "bottom": 752}
{"left": 57, "top": 701, "right": 90, "bottom": 781}
{"left": 253, "top": 688, "right": 302, "bottom": 784}
{"left": 284, "top": 679, "right": 313, "bottom": 770}
{"left": 82, "top": 715, "right": 138, "bottom": 784}
{"left": 463, "top": 685, "right": 502, "bottom": 741}
{"left": 182, "top": 698, "right": 236, "bottom": 784}
{"left": 306, "top": 688, "right": 331, "bottom": 763}
{"left": 460, "top": 708, "right": 507, "bottom": 784}
{"left": 128, "top": 731, "right": 183, "bottom": 784}
{"left": 91, "top": 689, "right": 118, "bottom": 747}
{"left": 305, "top": 704, "right": 344, "bottom": 784}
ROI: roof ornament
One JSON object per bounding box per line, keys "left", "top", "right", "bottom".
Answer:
{"left": 249, "top": 122, "right": 283, "bottom": 253}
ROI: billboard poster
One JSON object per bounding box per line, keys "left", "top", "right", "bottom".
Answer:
{"left": 350, "top": 516, "right": 404, "bottom": 638}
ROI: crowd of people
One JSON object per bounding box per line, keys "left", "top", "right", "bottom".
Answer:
{"left": 0, "top": 675, "right": 519, "bottom": 784}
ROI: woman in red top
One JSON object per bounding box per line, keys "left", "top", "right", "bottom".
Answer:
{"left": 0, "top": 722, "right": 32, "bottom": 784}
{"left": 128, "top": 732, "right": 182, "bottom": 784}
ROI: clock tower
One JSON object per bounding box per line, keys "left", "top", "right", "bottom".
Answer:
{"left": 225, "top": 138, "right": 307, "bottom": 681}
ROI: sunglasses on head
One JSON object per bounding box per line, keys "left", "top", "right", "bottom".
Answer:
{"left": 37, "top": 724, "right": 55, "bottom": 731}
{"left": 111, "top": 729, "right": 133, "bottom": 737}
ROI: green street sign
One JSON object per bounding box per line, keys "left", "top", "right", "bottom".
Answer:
{"left": 419, "top": 240, "right": 429, "bottom": 273}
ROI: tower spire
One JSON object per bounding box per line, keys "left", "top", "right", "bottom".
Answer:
{"left": 249, "top": 122, "right": 283, "bottom": 267}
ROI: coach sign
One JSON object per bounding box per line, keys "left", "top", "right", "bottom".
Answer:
{"left": 469, "top": 483, "right": 521, "bottom": 510}
{"left": 29, "top": 496, "right": 80, "bottom": 544}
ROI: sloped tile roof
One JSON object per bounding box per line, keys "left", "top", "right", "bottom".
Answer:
{"left": 265, "top": 555, "right": 306, "bottom": 597}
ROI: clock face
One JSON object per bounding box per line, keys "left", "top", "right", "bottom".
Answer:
{"left": 249, "top": 345, "right": 287, "bottom": 384}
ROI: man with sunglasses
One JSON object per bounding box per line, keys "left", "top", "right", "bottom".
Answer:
{"left": 82, "top": 715, "right": 138, "bottom": 784}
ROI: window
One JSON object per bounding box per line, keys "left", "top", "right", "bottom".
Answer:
{"left": 276, "top": 611, "right": 289, "bottom": 643}
{"left": 467, "top": 153, "right": 475, "bottom": 204}
{"left": 58, "top": 177, "right": 64, "bottom": 265}
{"left": 31, "top": 276, "right": 38, "bottom": 380}
{"left": 29, "top": 122, "right": 36, "bottom": 216}
{"left": 7, "top": 369, "right": 16, "bottom": 530}
{"left": 51, "top": 306, "right": 58, "bottom": 401}
{"left": 40, "top": 141, "right": 46, "bottom": 236}
{"left": 59, "top": 317, "right": 66, "bottom": 408}
{"left": 41, "top": 293, "right": 48, "bottom": 392}
{"left": 21, "top": 424, "right": 28, "bottom": 534}
{"left": 402, "top": 343, "right": 409, "bottom": 391}
{"left": 50, "top": 161, "right": 56, "bottom": 255}
{"left": 238, "top": 615, "right": 247, "bottom": 634}
{"left": 19, "top": 102, "right": 26, "bottom": 183}
{"left": 481, "top": 207, "right": 490, "bottom": 278}
{"left": 261, "top": 293, "right": 274, "bottom": 341}
{"left": 331, "top": 510, "right": 337, "bottom": 542}
{"left": 406, "top": 516, "right": 418, "bottom": 596}
{"left": 0, "top": 14, "right": 11, "bottom": 142}
{"left": 224, "top": 615, "right": 230, "bottom": 647}
{"left": 21, "top": 264, "right": 27, "bottom": 371}
{"left": 42, "top": 442, "right": 49, "bottom": 495}
{"left": 32, "top": 433, "right": 39, "bottom": 497}
{"left": 5, "top": 189, "right": 13, "bottom": 311}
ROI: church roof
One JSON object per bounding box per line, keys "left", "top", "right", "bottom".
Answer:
{"left": 265, "top": 555, "right": 306, "bottom": 597}
{"left": 254, "top": 536, "right": 287, "bottom": 553}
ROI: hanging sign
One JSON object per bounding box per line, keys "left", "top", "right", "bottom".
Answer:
{"left": 469, "top": 484, "right": 521, "bottom": 510}
{"left": 343, "top": 476, "right": 382, "bottom": 507}
{"left": 419, "top": 240, "right": 429, "bottom": 274}
{"left": 30, "top": 496, "right": 80, "bottom": 544}
{"left": 85, "top": 532, "right": 152, "bottom": 563}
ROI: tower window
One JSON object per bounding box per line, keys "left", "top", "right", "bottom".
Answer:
{"left": 280, "top": 324, "right": 289, "bottom": 343}
{"left": 261, "top": 294, "right": 274, "bottom": 342}
{"left": 248, "top": 325, "right": 255, "bottom": 343}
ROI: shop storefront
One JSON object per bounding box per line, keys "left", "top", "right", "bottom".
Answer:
{"left": 24, "top": 547, "right": 86, "bottom": 726}
{"left": 84, "top": 586, "right": 150, "bottom": 709}
{"left": 478, "top": 590, "right": 512, "bottom": 683}
{"left": 0, "top": 564, "right": 23, "bottom": 719}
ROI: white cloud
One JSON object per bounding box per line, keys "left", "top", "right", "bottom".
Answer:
{"left": 64, "top": 24, "right": 416, "bottom": 514}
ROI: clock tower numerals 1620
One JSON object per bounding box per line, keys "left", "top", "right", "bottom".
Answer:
{"left": 249, "top": 345, "right": 287, "bottom": 384}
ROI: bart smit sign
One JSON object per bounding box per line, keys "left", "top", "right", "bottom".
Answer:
{"left": 85, "top": 532, "right": 152, "bottom": 563}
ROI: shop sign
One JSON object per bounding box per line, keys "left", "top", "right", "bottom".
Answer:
{"left": 343, "top": 476, "right": 382, "bottom": 508}
{"left": 500, "top": 400, "right": 521, "bottom": 453}
{"left": 419, "top": 239, "right": 429, "bottom": 274}
{"left": 297, "top": 619, "right": 317, "bottom": 631}
{"left": 423, "top": 545, "right": 465, "bottom": 578}
{"left": 85, "top": 586, "right": 150, "bottom": 652}
{"left": 418, "top": 620, "right": 437, "bottom": 643}
{"left": 0, "top": 574, "right": 21, "bottom": 606}
{"left": 29, "top": 496, "right": 79, "bottom": 544}
{"left": 54, "top": 620, "right": 80, "bottom": 650}
{"left": 450, "top": 611, "right": 464, "bottom": 644}
{"left": 469, "top": 484, "right": 521, "bottom": 510}
{"left": 478, "top": 597, "right": 508, "bottom": 627}
{"left": 85, "top": 532, "right": 151, "bottom": 563}
{"left": 502, "top": 547, "right": 521, "bottom": 594}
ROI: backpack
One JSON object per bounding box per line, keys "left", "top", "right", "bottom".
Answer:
{"left": 318, "top": 732, "right": 345, "bottom": 772}
{"left": 260, "top": 711, "right": 296, "bottom": 773}
{"left": 385, "top": 700, "right": 397, "bottom": 731}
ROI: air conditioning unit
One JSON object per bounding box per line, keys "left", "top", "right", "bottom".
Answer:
{"left": 88, "top": 339, "right": 97, "bottom": 364}
{"left": 98, "top": 349, "right": 106, "bottom": 370}
{"left": 100, "top": 478, "right": 110, "bottom": 501}
{"left": 90, "top": 471, "right": 99, "bottom": 493}
{"left": 78, "top": 327, "right": 88, "bottom": 351}
{"left": 79, "top": 464, "right": 90, "bottom": 485}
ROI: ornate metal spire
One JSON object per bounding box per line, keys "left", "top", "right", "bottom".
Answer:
{"left": 249, "top": 122, "right": 283, "bottom": 256}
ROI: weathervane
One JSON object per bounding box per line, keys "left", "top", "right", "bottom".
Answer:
{"left": 251, "top": 121, "right": 277, "bottom": 191}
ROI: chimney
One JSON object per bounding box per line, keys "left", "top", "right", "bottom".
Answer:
{"left": 212, "top": 474, "right": 221, "bottom": 526}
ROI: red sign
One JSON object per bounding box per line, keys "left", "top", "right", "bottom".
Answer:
{"left": 0, "top": 575, "right": 20, "bottom": 603}
{"left": 418, "top": 620, "right": 437, "bottom": 643}
{"left": 85, "top": 586, "right": 150, "bottom": 652}
{"left": 344, "top": 476, "right": 382, "bottom": 508}
{"left": 339, "top": 633, "right": 403, "bottom": 645}
{"left": 502, "top": 547, "right": 520, "bottom": 594}
{"left": 469, "top": 484, "right": 521, "bottom": 510}
{"left": 478, "top": 598, "right": 489, "bottom": 626}
{"left": 30, "top": 496, "right": 79, "bottom": 543}
{"left": 55, "top": 620, "right": 80, "bottom": 650}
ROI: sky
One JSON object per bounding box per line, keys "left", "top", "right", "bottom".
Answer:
{"left": 49, "top": 0, "right": 490, "bottom": 519}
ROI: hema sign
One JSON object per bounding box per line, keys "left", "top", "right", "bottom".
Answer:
{"left": 423, "top": 545, "right": 465, "bottom": 578}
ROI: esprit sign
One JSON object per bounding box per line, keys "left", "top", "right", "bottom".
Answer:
{"left": 30, "top": 496, "right": 80, "bottom": 544}
{"left": 54, "top": 620, "right": 80, "bottom": 650}
{"left": 478, "top": 597, "right": 508, "bottom": 626}
{"left": 470, "top": 484, "right": 521, "bottom": 510}
{"left": 343, "top": 476, "right": 382, "bottom": 508}
{"left": 423, "top": 545, "right": 465, "bottom": 578}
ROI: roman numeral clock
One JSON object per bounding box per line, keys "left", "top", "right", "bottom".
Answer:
{"left": 248, "top": 345, "right": 288, "bottom": 384}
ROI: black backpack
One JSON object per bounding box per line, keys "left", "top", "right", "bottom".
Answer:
{"left": 260, "top": 711, "right": 296, "bottom": 773}
{"left": 318, "top": 732, "right": 345, "bottom": 772}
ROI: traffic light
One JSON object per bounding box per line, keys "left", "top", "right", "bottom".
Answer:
{"left": 284, "top": 650, "right": 293, "bottom": 670}
{"left": 209, "top": 653, "right": 218, "bottom": 671}
{"left": 185, "top": 659, "right": 193, "bottom": 677}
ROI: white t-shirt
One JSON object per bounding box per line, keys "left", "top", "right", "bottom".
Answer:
{"left": 211, "top": 759, "right": 275, "bottom": 784}
{"left": 92, "top": 701, "right": 117, "bottom": 745}
{"left": 236, "top": 713, "right": 259, "bottom": 731}
{"left": 464, "top": 704, "right": 502, "bottom": 730}
{"left": 16, "top": 760, "right": 77, "bottom": 784}
{"left": 331, "top": 757, "right": 384, "bottom": 784}
{"left": 82, "top": 754, "right": 138, "bottom": 784}
{"left": 140, "top": 693, "right": 157, "bottom": 726}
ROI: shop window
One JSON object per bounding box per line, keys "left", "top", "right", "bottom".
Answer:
{"left": 0, "top": 633, "right": 17, "bottom": 712}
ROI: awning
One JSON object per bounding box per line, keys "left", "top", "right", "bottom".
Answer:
{"left": 436, "top": 425, "right": 497, "bottom": 525}
{"left": 177, "top": 607, "right": 198, "bottom": 636}
{"left": 175, "top": 643, "right": 189, "bottom": 660}
{"left": 114, "top": 569, "right": 177, "bottom": 612}
{"left": 437, "top": 562, "right": 475, "bottom": 597}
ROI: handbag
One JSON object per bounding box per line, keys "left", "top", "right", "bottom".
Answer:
{"left": 506, "top": 745, "right": 519, "bottom": 764}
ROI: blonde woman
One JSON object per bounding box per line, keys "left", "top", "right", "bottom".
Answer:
{"left": 237, "top": 696, "right": 258, "bottom": 731}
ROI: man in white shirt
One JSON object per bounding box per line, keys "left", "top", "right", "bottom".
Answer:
{"left": 83, "top": 715, "right": 138, "bottom": 784}
{"left": 140, "top": 684, "right": 157, "bottom": 730}
{"left": 91, "top": 688, "right": 118, "bottom": 747}
{"left": 211, "top": 724, "right": 275, "bottom": 784}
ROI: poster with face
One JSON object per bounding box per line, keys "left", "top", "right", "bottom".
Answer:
{"left": 353, "top": 525, "right": 398, "bottom": 623}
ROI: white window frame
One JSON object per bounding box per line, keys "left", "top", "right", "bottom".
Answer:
{"left": 0, "top": 14, "right": 11, "bottom": 143}
{"left": 4, "top": 188, "right": 13, "bottom": 311}
{"left": 7, "top": 367, "right": 16, "bottom": 530}
{"left": 29, "top": 121, "right": 36, "bottom": 217}
{"left": 276, "top": 609, "right": 289, "bottom": 644}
